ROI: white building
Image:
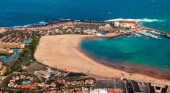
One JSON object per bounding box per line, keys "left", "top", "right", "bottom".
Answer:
{"left": 35, "top": 70, "right": 51, "bottom": 79}
{"left": 55, "top": 29, "right": 59, "bottom": 33}
{"left": 0, "top": 48, "right": 14, "bottom": 54}
{"left": 120, "top": 24, "right": 131, "bottom": 28}
{"left": 96, "top": 33, "right": 103, "bottom": 36}
{"left": 84, "top": 29, "right": 97, "bottom": 35}
{"left": 105, "top": 24, "right": 111, "bottom": 28}
{"left": 99, "top": 24, "right": 111, "bottom": 30}
{"left": 35, "top": 67, "right": 59, "bottom": 79}
{"left": 114, "top": 22, "right": 120, "bottom": 27}
{"left": 90, "top": 89, "right": 108, "bottom": 93}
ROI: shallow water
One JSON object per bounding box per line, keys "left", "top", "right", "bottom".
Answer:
{"left": 81, "top": 36, "right": 170, "bottom": 73}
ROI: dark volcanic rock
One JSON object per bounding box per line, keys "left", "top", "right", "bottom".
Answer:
{"left": 124, "top": 67, "right": 170, "bottom": 80}
{"left": 112, "top": 65, "right": 170, "bottom": 80}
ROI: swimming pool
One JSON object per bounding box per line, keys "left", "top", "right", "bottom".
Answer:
{"left": 24, "top": 39, "right": 31, "bottom": 44}
{"left": 22, "top": 81, "right": 31, "bottom": 84}
{"left": 0, "top": 49, "right": 20, "bottom": 63}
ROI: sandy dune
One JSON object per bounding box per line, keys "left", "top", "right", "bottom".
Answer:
{"left": 34, "top": 35, "right": 170, "bottom": 85}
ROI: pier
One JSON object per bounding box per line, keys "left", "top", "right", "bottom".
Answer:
{"left": 137, "top": 31, "right": 161, "bottom": 39}
{"left": 165, "top": 34, "right": 170, "bottom": 38}
{"left": 145, "top": 28, "right": 170, "bottom": 39}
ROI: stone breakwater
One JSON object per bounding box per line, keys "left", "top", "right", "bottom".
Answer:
{"left": 165, "top": 34, "right": 170, "bottom": 38}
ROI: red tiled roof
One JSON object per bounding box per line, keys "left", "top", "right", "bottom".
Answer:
{"left": 56, "top": 90, "right": 62, "bottom": 93}
{"left": 108, "top": 89, "right": 114, "bottom": 93}
{"left": 114, "top": 90, "right": 121, "bottom": 93}
{"left": 108, "top": 89, "right": 121, "bottom": 93}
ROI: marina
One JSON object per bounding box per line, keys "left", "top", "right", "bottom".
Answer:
{"left": 136, "top": 30, "right": 161, "bottom": 39}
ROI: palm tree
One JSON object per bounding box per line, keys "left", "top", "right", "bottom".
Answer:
{"left": 121, "top": 72, "right": 124, "bottom": 78}
{"left": 129, "top": 73, "right": 133, "bottom": 80}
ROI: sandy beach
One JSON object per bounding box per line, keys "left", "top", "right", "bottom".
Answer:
{"left": 0, "top": 27, "right": 5, "bottom": 33}
{"left": 34, "top": 35, "right": 170, "bottom": 85}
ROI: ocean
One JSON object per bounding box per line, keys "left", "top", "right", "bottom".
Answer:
{"left": 1, "top": 0, "right": 170, "bottom": 73}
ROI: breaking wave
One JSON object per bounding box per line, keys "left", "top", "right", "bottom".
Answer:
{"left": 105, "top": 18, "right": 166, "bottom": 22}
{"left": 11, "top": 21, "right": 47, "bottom": 28}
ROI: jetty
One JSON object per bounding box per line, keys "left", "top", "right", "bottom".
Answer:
{"left": 138, "top": 31, "right": 161, "bottom": 39}
{"left": 165, "top": 34, "right": 170, "bottom": 38}
{"left": 144, "top": 28, "right": 170, "bottom": 39}
{"left": 145, "top": 28, "right": 167, "bottom": 35}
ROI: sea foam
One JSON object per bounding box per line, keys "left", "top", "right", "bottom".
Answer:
{"left": 105, "top": 18, "right": 166, "bottom": 22}
{"left": 11, "top": 21, "right": 47, "bottom": 28}
{"left": 38, "top": 21, "right": 47, "bottom": 25}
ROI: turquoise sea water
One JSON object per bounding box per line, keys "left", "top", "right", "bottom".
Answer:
{"left": 81, "top": 36, "right": 170, "bottom": 73}
{"left": 0, "top": 0, "right": 170, "bottom": 73}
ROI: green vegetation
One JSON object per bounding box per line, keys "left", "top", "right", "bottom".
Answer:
{"left": 11, "top": 61, "right": 21, "bottom": 71}
{"left": 27, "top": 62, "right": 46, "bottom": 73}
{"left": 0, "top": 33, "right": 3, "bottom": 38}
{"left": 4, "top": 67, "right": 11, "bottom": 76}
{"left": 110, "top": 23, "right": 115, "bottom": 28}
{"left": 56, "top": 82, "right": 65, "bottom": 89}
{"left": 9, "top": 36, "right": 40, "bottom": 73}
{"left": 19, "top": 36, "right": 39, "bottom": 65}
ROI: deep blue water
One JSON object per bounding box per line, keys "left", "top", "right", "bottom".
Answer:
{"left": 0, "top": 0, "right": 170, "bottom": 72}
{"left": 1, "top": 0, "right": 170, "bottom": 31}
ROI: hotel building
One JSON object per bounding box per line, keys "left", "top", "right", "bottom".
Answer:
{"left": 0, "top": 42, "right": 25, "bottom": 49}
{"left": 0, "top": 62, "right": 7, "bottom": 76}
{"left": 0, "top": 48, "right": 14, "bottom": 54}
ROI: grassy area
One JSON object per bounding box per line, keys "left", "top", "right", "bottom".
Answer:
{"left": 10, "top": 36, "right": 40, "bottom": 72}
{"left": 27, "top": 62, "right": 46, "bottom": 73}
{"left": 20, "top": 36, "right": 39, "bottom": 64}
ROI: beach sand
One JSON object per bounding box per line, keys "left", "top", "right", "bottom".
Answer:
{"left": 0, "top": 27, "right": 5, "bottom": 33}
{"left": 34, "top": 35, "right": 170, "bottom": 85}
